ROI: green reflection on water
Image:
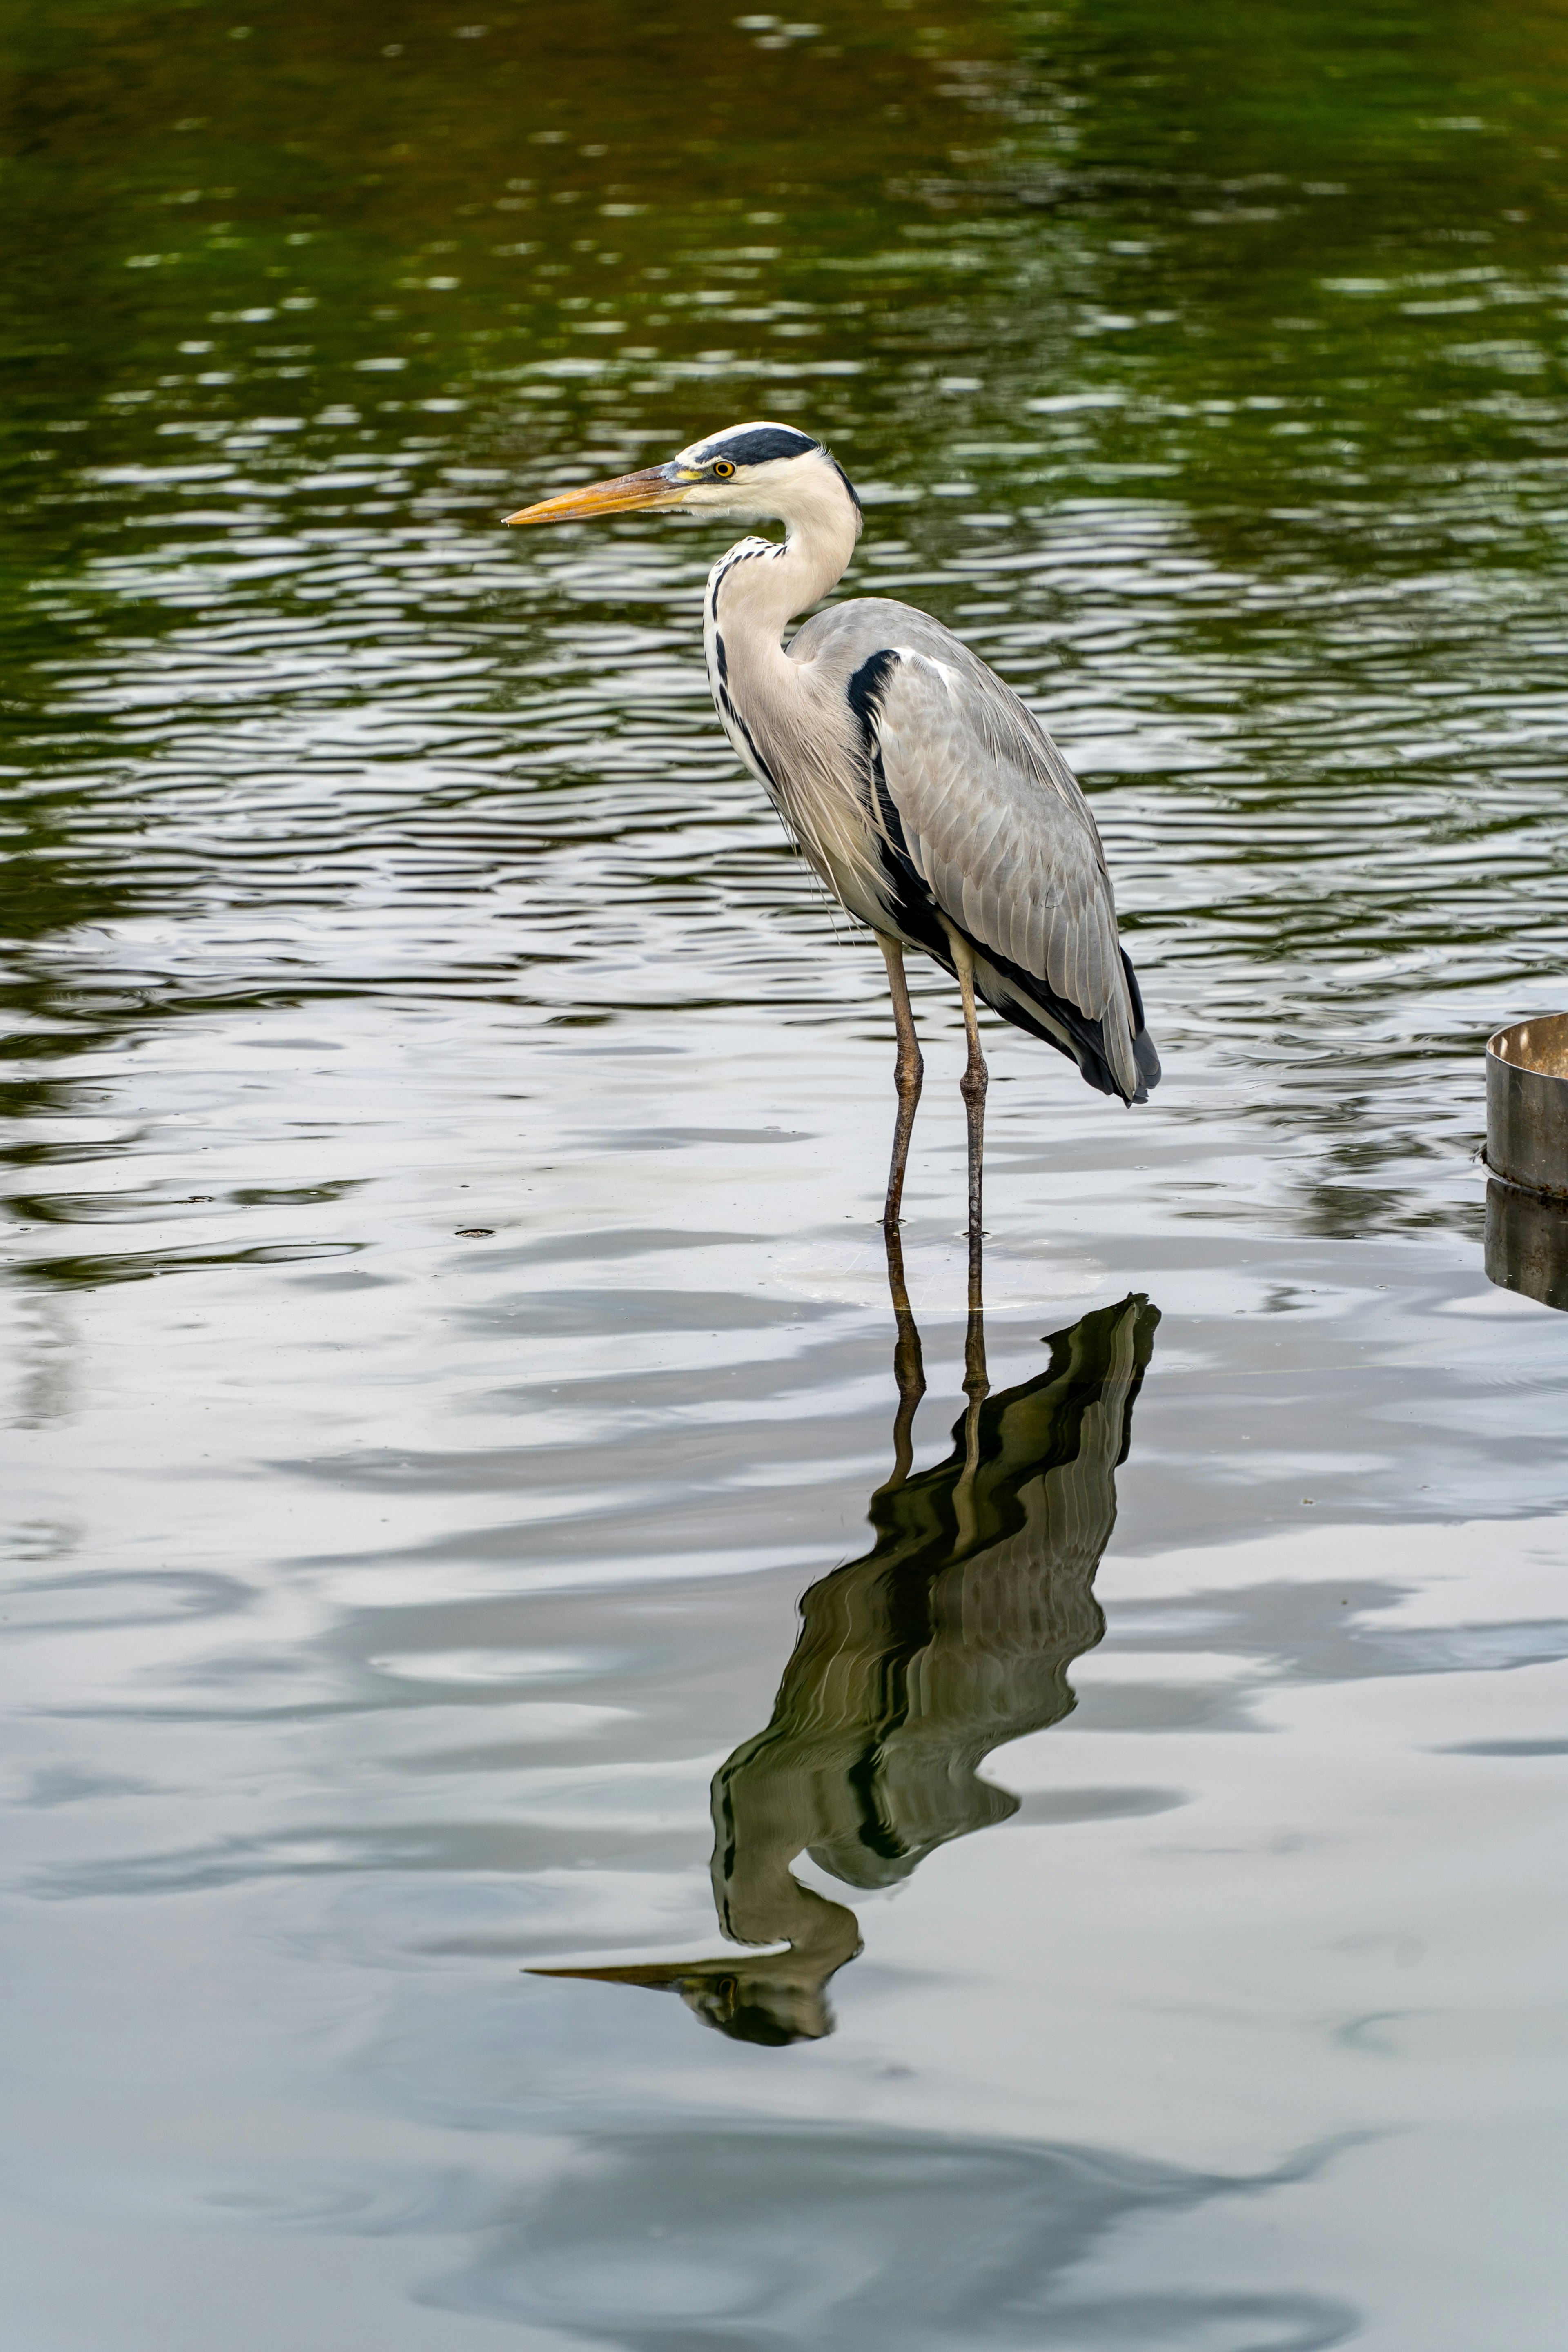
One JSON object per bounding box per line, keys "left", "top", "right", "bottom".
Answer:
{"left": 6, "top": 0, "right": 1565, "bottom": 534}
{"left": 3, "top": 0, "right": 1568, "bottom": 1239}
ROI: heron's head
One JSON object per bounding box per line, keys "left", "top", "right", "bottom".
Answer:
{"left": 505, "top": 420, "right": 861, "bottom": 539}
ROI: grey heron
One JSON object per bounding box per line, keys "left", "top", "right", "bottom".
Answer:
{"left": 506, "top": 420, "right": 1159, "bottom": 1243}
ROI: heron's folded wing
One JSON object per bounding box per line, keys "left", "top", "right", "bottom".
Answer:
{"left": 869, "top": 649, "right": 1132, "bottom": 1054}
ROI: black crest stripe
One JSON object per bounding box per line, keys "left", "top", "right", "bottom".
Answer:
{"left": 703, "top": 425, "right": 818, "bottom": 468}
{"left": 828, "top": 457, "right": 863, "bottom": 518}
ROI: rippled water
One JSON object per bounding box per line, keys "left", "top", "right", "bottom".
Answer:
{"left": 5, "top": 3, "right": 1568, "bottom": 2344}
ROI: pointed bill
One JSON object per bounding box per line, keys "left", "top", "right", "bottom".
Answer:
{"left": 504, "top": 464, "right": 688, "bottom": 525}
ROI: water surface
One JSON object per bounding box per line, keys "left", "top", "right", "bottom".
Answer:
{"left": 4, "top": 3, "right": 1568, "bottom": 2344}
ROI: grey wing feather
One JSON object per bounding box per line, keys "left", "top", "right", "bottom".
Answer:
{"left": 794, "top": 600, "right": 1145, "bottom": 1100}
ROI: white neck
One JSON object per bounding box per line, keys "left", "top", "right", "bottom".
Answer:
{"left": 702, "top": 455, "right": 861, "bottom": 653}
{"left": 699, "top": 460, "right": 873, "bottom": 899}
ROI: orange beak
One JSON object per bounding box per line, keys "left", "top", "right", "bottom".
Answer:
{"left": 504, "top": 464, "right": 687, "bottom": 526}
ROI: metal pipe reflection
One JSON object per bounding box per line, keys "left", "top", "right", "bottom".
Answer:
{"left": 1485, "top": 1178, "right": 1568, "bottom": 1315}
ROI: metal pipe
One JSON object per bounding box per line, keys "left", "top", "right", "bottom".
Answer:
{"left": 1486, "top": 1013, "right": 1568, "bottom": 1199}
{"left": 1484, "top": 1012, "right": 1568, "bottom": 1312}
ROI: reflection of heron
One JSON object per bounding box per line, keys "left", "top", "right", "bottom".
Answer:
{"left": 508, "top": 423, "right": 1159, "bottom": 1241}
{"left": 536, "top": 1236, "right": 1159, "bottom": 2045}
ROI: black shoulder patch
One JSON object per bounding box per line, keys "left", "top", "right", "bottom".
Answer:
{"left": 706, "top": 425, "right": 819, "bottom": 468}
{"left": 844, "top": 646, "right": 899, "bottom": 739}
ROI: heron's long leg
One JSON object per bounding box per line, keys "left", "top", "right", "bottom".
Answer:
{"left": 878, "top": 935, "right": 923, "bottom": 1231}
{"left": 945, "top": 928, "right": 989, "bottom": 1307}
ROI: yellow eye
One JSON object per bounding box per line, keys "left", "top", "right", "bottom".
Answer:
{"left": 711, "top": 458, "right": 735, "bottom": 479}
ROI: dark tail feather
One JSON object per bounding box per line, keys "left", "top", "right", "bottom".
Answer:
{"left": 1122, "top": 949, "right": 1161, "bottom": 1096}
